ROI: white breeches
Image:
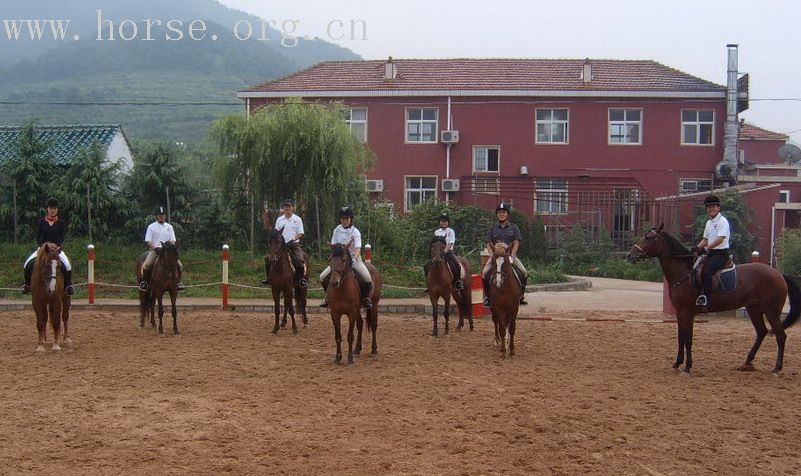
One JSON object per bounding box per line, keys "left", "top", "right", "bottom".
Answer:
{"left": 24, "top": 249, "right": 71, "bottom": 271}
{"left": 320, "top": 258, "right": 372, "bottom": 283}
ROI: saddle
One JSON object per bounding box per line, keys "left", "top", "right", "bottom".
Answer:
{"left": 487, "top": 259, "right": 525, "bottom": 288}
{"left": 692, "top": 255, "right": 737, "bottom": 293}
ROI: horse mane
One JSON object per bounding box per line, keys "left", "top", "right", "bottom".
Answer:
{"left": 431, "top": 236, "right": 446, "bottom": 246}
{"left": 658, "top": 230, "right": 690, "bottom": 256}
{"left": 331, "top": 243, "right": 347, "bottom": 258}
{"left": 269, "top": 228, "right": 285, "bottom": 243}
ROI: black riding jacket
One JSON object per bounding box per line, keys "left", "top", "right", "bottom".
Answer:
{"left": 35, "top": 217, "right": 67, "bottom": 247}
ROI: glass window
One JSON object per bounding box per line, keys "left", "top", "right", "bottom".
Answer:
{"left": 682, "top": 109, "right": 714, "bottom": 145}
{"left": 536, "top": 109, "right": 569, "bottom": 144}
{"left": 609, "top": 108, "right": 641, "bottom": 144}
{"left": 406, "top": 108, "right": 438, "bottom": 142}
{"left": 535, "top": 177, "right": 568, "bottom": 214}
{"left": 345, "top": 108, "right": 367, "bottom": 142}
{"left": 405, "top": 176, "right": 437, "bottom": 212}
{"left": 473, "top": 146, "right": 500, "bottom": 173}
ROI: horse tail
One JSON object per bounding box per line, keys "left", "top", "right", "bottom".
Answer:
{"left": 782, "top": 274, "right": 801, "bottom": 329}
{"left": 455, "top": 288, "right": 471, "bottom": 318}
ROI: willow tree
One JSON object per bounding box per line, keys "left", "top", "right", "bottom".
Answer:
{"left": 211, "top": 99, "right": 374, "bottom": 253}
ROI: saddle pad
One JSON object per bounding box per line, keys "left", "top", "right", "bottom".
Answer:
{"left": 719, "top": 265, "right": 736, "bottom": 292}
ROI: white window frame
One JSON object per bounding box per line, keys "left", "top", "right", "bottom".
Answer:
{"left": 473, "top": 145, "right": 500, "bottom": 173}
{"left": 608, "top": 108, "right": 642, "bottom": 145}
{"left": 535, "top": 108, "right": 569, "bottom": 144}
{"left": 780, "top": 190, "right": 790, "bottom": 203}
{"left": 404, "top": 175, "right": 438, "bottom": 212}
{"left": 472, "top": 176, "right": 500, "bottom": 195}
{"left": 535, "top": 177, "right": 568, "bottom": 214}
{"left": 405, "top": 108, "right": 439, "bottom": 143}
{"left": 681, "top": 109, "right": 715, "bottom": 146}
{"left": 679, "top": 178, "right": 713, "bottom": 195}
{"left": 345, "top": 107, "right": 367, "bottom": 143}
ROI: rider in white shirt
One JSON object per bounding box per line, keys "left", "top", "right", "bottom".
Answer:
{"left": 263, "top": 199, "right": 308, "bottom": 288}
{"left": 319, "top": 206, "right": 373, "bottom": 309}
{"left": 139, "top": 206, "right": 184, "bottom": 291}
{"left": 424, "top": 213, "right": 464, "bottom": 290}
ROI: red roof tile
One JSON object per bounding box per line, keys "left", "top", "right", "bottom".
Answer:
{"left": 241, "top": 58, "right": 725, "bottom": 95}
{"left": 739, "top": 122, "right": 788, "bottom": 141}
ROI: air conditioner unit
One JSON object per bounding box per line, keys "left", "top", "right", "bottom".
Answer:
{"left": 440, "top": 130, "right": 460, "bottom": 144}
{"left": 365, "top": 179, "right": 384, "bottom": 192}
{"left": 441, "top": 178, "right": 460, "bottom": 192}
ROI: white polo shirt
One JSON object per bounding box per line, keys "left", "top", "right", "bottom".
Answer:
{"left": 145, "top": 221, "right": 176, "bottom": 247}
{"left": 330, "top": 225, "right": 362, "bottom": 259}
{"left": 434, "top": 227, "right": 456, "bottom": 247}
{"left": 703, "top": 213, "right": 730, "bottom": 249}
{"left": 275, "top": 213, "right": 304, "bottom": 244}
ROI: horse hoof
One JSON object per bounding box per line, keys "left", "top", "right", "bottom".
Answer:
{"left": 737, "top": 364, "right": 756, "bottom": 372}
{"left": 63, "top": 337, "right": 72, "bottom": 346}
{"left": 35, "top": 345, "right": 45, "bottom": 352}
{"left": 772, "top": 370, "right": 783, "bottom": 377}
{"left": 52, "top": 344, "right": 61, "bottom": 352}
{"left": 347, "top": 357, "right": 354, "bottom": 365}
{"left": 371, "top": 349, "right": 378, "bottom": 355}
{"left": 271, "top": 328, "right": 279, "bottom": 335}
{"left": 680, "top": 370, "right": 691, "bottom": 377}
{"left": 334, "top": 356, "right": 342, "bottom": 364}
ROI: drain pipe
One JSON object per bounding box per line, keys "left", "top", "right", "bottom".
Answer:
{"left": 722, "top": 44, "right": 739, "bottom": 183}
{"left": 446, "top": 96, "right": 452, "bottom": 203}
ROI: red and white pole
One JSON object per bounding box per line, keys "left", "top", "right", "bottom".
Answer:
{"left": 751, "top": 251, "right": 760, "bottom": 263}
{"left": 87, "top": 244, "right": 96, "bottom": 304}
{"left": 221, "top": 244, "right": 230, "bottom": 308}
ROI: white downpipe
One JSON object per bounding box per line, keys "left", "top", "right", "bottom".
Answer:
{"left": 771, "top": 205, "right": 776, "bottom": 267}
{"left": 446, "top": 96, "right": 452, "bottom": 203}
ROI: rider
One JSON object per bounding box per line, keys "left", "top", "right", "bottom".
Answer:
{"left": 693, "top": 194, "right": 731, "bottom": 307}
{"left": 319, "top": 206, "right": 374, "bottom": 310}
{"left": 423, "top": 213, "right": 464, "bottom": 291}
{"left": 262, "top": 199, "right": 308, "bottom": 288}
{"left": 482, "top": 202, "right": 528, "bottom": 307}
{"left": 139, "top": 206, "right": 185, "bottom": 292}
{"left": 21, "top": 197, "right": 74, "bottom": 296}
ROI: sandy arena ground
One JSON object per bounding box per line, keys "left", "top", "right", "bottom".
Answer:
{"left": 1, "top": 308, "right": 800, "bottom": 475}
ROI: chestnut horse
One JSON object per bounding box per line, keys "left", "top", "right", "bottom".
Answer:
{"left": 488, "top": 242, "right": 523, "bottom": 356}
{"left": 326, "top": 244, "right": 382, "bottom": 364}
{"left": 135, "top": 242, "right": 180, "bottom": 335}
{"left": 30, "top": 242, "right": 72, "bottom": 352}
{"left": 266, "top": 228, "right": 308, "bottom": 334}
{"left": 628, "top": 224, "right": 801, "bottom": 374}
{"left": 426, "top": 237, "right": 473, "bottom": 336}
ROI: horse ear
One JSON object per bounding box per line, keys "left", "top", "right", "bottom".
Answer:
{"left": 657, "top": 223, "right": 664, "bottom": 232}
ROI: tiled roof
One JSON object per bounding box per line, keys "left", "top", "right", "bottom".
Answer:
{"left": 241, "top": 58, "right": 725, "bottom": 95}
{"left": 738, "top": 122, "right": 788, "bottom": 141}
{"left": 0, "top": 124, "right": 123, "bottom": 166}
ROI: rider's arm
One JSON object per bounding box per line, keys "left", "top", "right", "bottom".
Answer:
{"left": 485, "top": 241, "right": 494, "bottom": 256}
{"left": 696, "top": 238, "right": 709, "bottom": 250}
{"left": 706, "top": 236, "right": 725, "bottom": 250}
{"left": 511, "top": 240, "right": 520, "bottom": 257}
{"left": 294, "top": 232, "right": 304, "bottom": 241}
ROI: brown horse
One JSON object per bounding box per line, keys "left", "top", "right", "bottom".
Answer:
{"left": 628, "top": 224, "right": 801, "bottom": 374}
{"left": 426, "top": 237, "right": 473, "bottom": 336}
{"left": 488, "top": 242, "right": 523, "bottom": 356}
{"left": 266, "top": 228, "right": 308, "bottom": 334}
{"left": 30, "top": 242, "right": 72, "bottom": 352}
{"left": 326, "top": 244, "right": 382, "bottom": 364}
{"left": 135, "top": 242, "right": 180, "bottom": 335}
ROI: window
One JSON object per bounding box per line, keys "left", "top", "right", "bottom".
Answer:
{"left": 682, "top": 109, "right": 714, "bottom": 145}
{"left": 473, "top": 146, "right": 500, "bottom": 173}
{"left": 609, "top": 109, "right": 641, "bottom": 144}
{"left": 680, "top": 178, "right": 712, "bottom": 194}
{"left": 780, "top": 190, "right": 790, "bottom": 203}
{"left": 406, "top": 108, "right": 438, "bottom": 143}
{"left": 345, "top": 108, "right": 367, "bottom": 142}
{"left": 535, "top": 177, "right": 568, "bottom": 214}
{"left": 536, "top": 109, "right": 569, "bottom": 144}
{"left": 472, "top": 176, "right": 500, "bottom": 194}
{"left": 405, "top": 176, "right": 437, "bottom": 212}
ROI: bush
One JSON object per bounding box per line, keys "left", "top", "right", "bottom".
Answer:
{"left": 779, "top": 229, "right": 801, "bottom": 275}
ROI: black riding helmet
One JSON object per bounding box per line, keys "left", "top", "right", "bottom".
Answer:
{"left": 439, "top": 213, "right": 450, "bottom": 223}
{"left": 703, "top": 195, "right": 721, "bottom": 207}
{"left": 46, "top": 197, "right": 59, "bottom": 208}
{"left": 155, "top": 206, "right": 167, "bottom": 215}
{"left": 339, "top": 206, "right": 354, "bottom": 218}
{"left": 496, "top": 202, "right": 511, "bottom": 213}
{"left": 282, "top": 198, "right": 294, "bottom": 207}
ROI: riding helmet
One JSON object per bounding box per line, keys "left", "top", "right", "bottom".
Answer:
{"left": 339, "top": 206, "right": 354, "bottom": 218}
{"left": 703, "top": 195, "right": 721, "bottom": 207}
{"left": 282, "top": 198, "right": 294, "bottom": 207}
{"left": 46, "top": 197, "right": 59, "bottom": 208}
{"left": 439, "top": 213, "right": 450, "bottom": 223}
{"left": 496, "top": 202, "right": 511, "bottom": 213}
{"left": 155, "top": 206, "right": 167, "bottom": 215}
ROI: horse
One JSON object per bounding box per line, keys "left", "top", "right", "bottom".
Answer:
{"left": 30, "top": 242, "right": 72, "bottom": 352}
{"left": 627, "top": 224, "right": 801, "bottom": 374}
{"left": 266, "top": 228, "right": 309, "bottom": 334}
{"left": 426, "top": 237, "right": 473, "bottom": 336}
{"left": 326, "top": 244, "right": 382, "bottom": 364}
{"left": 488, "top": 242, "right": 523, "bottom": 356}
{"left": 135, "top": 241, "right": 181, "bottom": 335}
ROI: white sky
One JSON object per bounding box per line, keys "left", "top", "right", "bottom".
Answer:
{"left": 221, "top": 0, "right": 801, "bottom": 145}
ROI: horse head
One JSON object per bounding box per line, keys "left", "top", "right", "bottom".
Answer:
{"left": 491, "top": 242, "right": 513, "bottom": 287}
{"left": 329, "top": 243, "right": 352, "bottom": 289}
{"left": 627, "top": 223, "right": 669, "bottom": 262}
{"left": 37, "top": 242, "right": 61, "bottom": 295}
{"left": 158, "top": 241, "right": 180, "bottom": 266}
{"left": 430, "top": 236, "right": 447, "bottom": 263}
{"left": 268, "top": 228, "right": 286, "bottom": 262}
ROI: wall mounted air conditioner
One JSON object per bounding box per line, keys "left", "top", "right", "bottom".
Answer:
{"left": 441, "top": 178, "right": 460, "bottom": 192}
{"left": 366, "top": 179, "right": 384, "bottom": 192}
{"left": 440, "top": 130, "right": 460, "bottom": 144}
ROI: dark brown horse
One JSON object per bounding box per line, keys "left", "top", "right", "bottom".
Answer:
{"left": 628, "top": 224, "right": 801, "bottom": 374}
{"left": 488, "top": 242, "right": 523, "bottom": 356}
{"left": 326, "top": 244, "right": 382, "bottom": 364}
{"left": 266, "top": 228, "right": 308, "bottom": 334}
{"left": 31, "top": 242, "right": 72, "bottom": 352}
{"left": 135, "top": 242, "right": 180, "bottom": 335}
{"left": 426, "top": 237, "right": 473, "bottom": 336}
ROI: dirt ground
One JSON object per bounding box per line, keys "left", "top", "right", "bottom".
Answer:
{"left": 1, "top": 308, "right": 800, "bottom": 476}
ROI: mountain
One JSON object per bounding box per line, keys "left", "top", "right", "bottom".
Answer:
{"left": 0, "top": 0, "right": 361, "bottom": 141}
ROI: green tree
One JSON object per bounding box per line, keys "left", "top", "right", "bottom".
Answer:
{"left": 692, "top": 191, "right": 756, "bottom": 263}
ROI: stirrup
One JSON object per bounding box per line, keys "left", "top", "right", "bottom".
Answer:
{"left": 261, "top": 278, "right": 271, "bottom": 286}
{"left": 362, "top": 298, "right": 372, "bottom": 310}
{"left": 483, "top": 297, "right": 491, "bottom": 307}
{"left": 695, "top": 294, "right": 708, "bottom": 306}
{"left": 520, "top": 295, "right": 528, "bottom": 305}
{"left": 320, "top": 300, "right": 329, "bottom": 308}
{"left": 298, "top": 278, "right": 308, "bottom": 288}
{"left": 454, "top": 280, "right": 464, "bottom": 290}
{"left": 21, "top": 284, "right": 31, "bottom": 294}
{"left": 138, "top": 281, "right": 149, "bottom": 292}
{"left": 177, "top": 282, "right": 186, "bottom": 291}
{"left": 65, "top": 285, "right": 75, "bottom": 296}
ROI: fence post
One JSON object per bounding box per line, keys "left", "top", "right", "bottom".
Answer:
{"left": 364, "top": 243, "right": 372, "bottom": 263}
{"left": 751, "top": 251, "right": 760, "bottom": 263}
{"left": 87, "top": 244, "right": 95, "bottom": 304}
{"left": 222, "top": 244, "right": 230, "bottom": 308}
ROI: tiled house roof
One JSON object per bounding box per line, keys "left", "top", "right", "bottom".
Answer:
{"left": 0, "top": 124, "right": 125, "bottom": 166}
{"left": 739, "top": 122, "right": 788, "bottom": 141}
{"left": 240, "top": 58, "right": 725, "bottom": 96}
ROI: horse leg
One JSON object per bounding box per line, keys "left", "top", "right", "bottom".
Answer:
{"left": 430, "top": 295, "right": 439, "bottom": 337}
{"left": 498, "top": 315, "right": 508, "bottom": 356}
{"left": 61, "top": 297, "right": 71, "bottom": 346}
{"left": 347, "top": 311, "right": 358, "bottom": 364}
{"left": 296, "top": 287, "right": 308, "bottom": 327}
{"left": 286, "top": 294, "right": 298, "bottom": 335}
{"left": 737, "top": 305, "right": 767, "bottom": 371}
{"left": 157, "top": 294, "right": 165, "bottom": 335}
{"left": 766, "top": 308, "right": 787, "bottom": 374}
{"left": 509, "top": 316, "right": 516, "bottom": 356}
{"left": 138, "top": 290, "right": 146, "bottom": 329}
{"left": 170, "top": 289, "right": 179, "bottom": 335}
{"left": 331, "top": 314, "right": 342, "bottom": 364}
{"left": 370, "top": 307, "right": 378, "bottom": 355}
{"left": 443, "top": 294, "right": 451, "bottom": 336}
{"left": 673, "top": 311, "right": 689, "bottom": 370}
{"left": 354, "top": 311, "right": 363, "bottom": 355}
{"left": 50, "top": 301, "right": 61, "bottom": 351}
{"left": 271, "top": 289, "right": 281, "bottom": 334}
{"left": 34, "top": 304, "right": 47, "bottom": 352}
{"left": 149, "top": 291, "right": 156, "bottom": 329}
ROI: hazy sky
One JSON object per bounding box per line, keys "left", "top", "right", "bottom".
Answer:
{"left": 221, "top": 0, "right": 801, "bottom": 145}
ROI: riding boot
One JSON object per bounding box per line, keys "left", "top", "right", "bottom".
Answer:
{"left": 360, "top": 282, "right": 373, "bottom": 310}
{"left": 64, "top": 269, "right": 74, "bottom": 296}
{"left": 519, "top": 276, "right": 528, "bottom": 305}
{"left": 482, "top": 276, "right": 491, "bottom": 307}
{"left": 449, "top": 260, "right": 464, "bottom": 290}
{"left": 21, "top": 260, "right": 33, "bottom": 294}
{"left": 320, "top": 275, "right": 330, "bottom": 307}
{"left": 139, "top": 267, "right": 152, "bottom": 292}
{"left": 261, "top": 257, "right": 271, "bottom": 286}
